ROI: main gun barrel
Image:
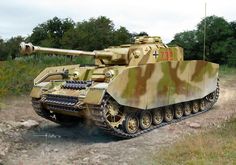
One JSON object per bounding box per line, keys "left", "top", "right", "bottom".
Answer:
{"left": 20, "top": 42, "right": 96, "bottom": 56}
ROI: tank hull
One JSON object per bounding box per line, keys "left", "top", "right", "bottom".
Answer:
{"left": 30, "top": 60, "right": 219, "bottom": 138}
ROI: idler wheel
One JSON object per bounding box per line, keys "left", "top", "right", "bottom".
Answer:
{"left": 152, "top": 108, "right": 164, "bottom": 125}
{"left": 164, "top": 106, "right": 174, "bottom": 122}
{"left": 192, "top": 101, "right": 199, "bottom": 113}
{"left": 124, "top": 114, "right": 139, "bottom": 134}
{"left": 183, "top": 102, "right": 192, "bottom": 116}
{"left": 206, "top": 90, "right": 217, "bottom": 102}
{"left": 139, "top": 111, "right": 152, "bottom": 130}
{"left": 174, "top": 104, "right": 184, "bottom": 119}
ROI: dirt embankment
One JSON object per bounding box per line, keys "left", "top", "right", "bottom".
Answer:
{"left": 0, "top": 75, "right": 236, "bottom": 165}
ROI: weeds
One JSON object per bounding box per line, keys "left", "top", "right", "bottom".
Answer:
{"left": 152, "top": 118, "right": 236, "bottom": 165}
{"left": 0, "top": 56, "right": 93, "bottom": 97}
{"left": 219, "top": 65, "right": 236, "bottom": 76}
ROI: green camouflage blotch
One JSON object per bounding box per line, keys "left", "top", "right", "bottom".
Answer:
{"left": 121, "top": 68, "right": 138, "bottom": 98}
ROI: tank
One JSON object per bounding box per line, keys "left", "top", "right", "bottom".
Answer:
{"left": 20, "top": 36, "right": 219, "bottom": 138}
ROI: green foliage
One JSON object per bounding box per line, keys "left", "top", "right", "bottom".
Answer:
{"left": 134, "top": 31, "right": 149, "bottom": 37}
{"left": 170, "top": 30, "right": 200, "bottom": 60}
{"left": 170, "top": 15, "right": 236, "bottom": 66}
{"left": 5, "top": 36, "right": 25, "bottom": 59}
{"left": 61, "top": 16, "right": 133, "bottom": 50}
{"left": 29, "top": 17, "right": 75, "bottom": 48}
{"left": 0, "top": 16, "right": 147, "bottom": 61}
{"left": 113, "top": 26, "right": 133, "bottom": 46}
{"left": 0, "top": 38, "right": 8, "bottom": 60}
{"left": 0, "top": 56, "right": 93, "bottom": 97}
{"left": 62, "top": 16, "right": 115, "bottom": 50}
{"left": 0, "top": 36, "right": 25, "bottom": 60}
{"left": 219, "top": 65, "right": 236, "bottom": 76}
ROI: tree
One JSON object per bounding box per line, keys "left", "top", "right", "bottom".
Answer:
{"left": 169, "top": 15, "right": 236, "bottom": 65}
{"left": 135, "top": 32, "right": 149, "bottom": 36}
{"left": 0, "top": 38, "right": 7, "bottom": 61}
{"left": 62, "top": 16, "right": 133, "bottom": 51}
{"left": 169, "top": 30, "right": 201, "bottom": 60}
{"left": 113, "top": 26, "right": 132, "bottom": 45}
{"left": 5, "top": 36, "right": 24, "bottom": 59}
{"left": 62, "top": 16, "right": 114, "bottom": 50}
{"left": 29, "top": 17, "right": 75, "bottom": 48}
{"left": 197, "top": 15, "right": 233, "bottom": 63}
{"left": 230, "top": 21, "right": 236, "bottom": 39}
{"left": 29, "top": 16, "right": 145, "bottom": 52}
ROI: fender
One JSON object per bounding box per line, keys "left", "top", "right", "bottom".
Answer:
{"left": 83, "top": 83, "right": 108, "bottom": 105}
{"left": 30, "top": 82, "right": 50, "bottom": 98}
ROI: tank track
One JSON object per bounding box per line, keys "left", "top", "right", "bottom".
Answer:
{"left": 32, "top": 98, "right": 79, "bottom": 125}
{"left": 90, "top": 79, "right": 220, "bottom": 138}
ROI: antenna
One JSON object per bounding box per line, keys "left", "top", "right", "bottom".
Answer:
{"left": 203, "top": 3, "right": 207, "bottom": 60}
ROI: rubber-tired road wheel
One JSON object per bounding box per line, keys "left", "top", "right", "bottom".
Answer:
{"left": 164, "top": 106, "right": 174, "bottom": 122}
{"left": 152, "top": 109, "right": 164, "bottom": 125}
{"left": 183, "top": 102, "right": 192, "bottom": 116}
{"left": 174, "top": 104, "right": 184, "bottom": 119}
{"left": 139, "top": 111, "right": 152, "bottom": 130}
{"left": 124, "top": 114, "right": 139, "bottom": 134}
{"left": 192, "top": 101, "right": 199, "bottom": 113}
{"left": 199, "top": 99, "right": 206, "bottom": 111}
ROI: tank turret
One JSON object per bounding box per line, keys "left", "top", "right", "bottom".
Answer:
{"left": 20, "top": 36, "right": 184, "bottom": 66}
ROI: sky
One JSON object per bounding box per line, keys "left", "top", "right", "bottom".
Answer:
{"left": 0, "top": 0, "right": 235, "bottom": 43}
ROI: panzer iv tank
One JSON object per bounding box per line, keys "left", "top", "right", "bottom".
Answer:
{"left": 20, "top": 36, "right": 219, "bottom": 138}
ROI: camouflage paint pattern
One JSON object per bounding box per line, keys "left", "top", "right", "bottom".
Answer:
{"left": 107, "top": 60, "right": 218, "bottom": 109}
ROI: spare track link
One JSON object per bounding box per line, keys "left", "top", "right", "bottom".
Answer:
{"left": 90, "top": 80, "right": 220, "bottom": 138}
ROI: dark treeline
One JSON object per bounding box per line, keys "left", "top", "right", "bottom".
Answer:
{"left": 0, "top": 16, "right": 147, "bottom": 61}
{"left": 0, "top": 15, "right": 235, "bottom": 66}
{"left": 169, "top": 15, "right": 236, "bottom": 66}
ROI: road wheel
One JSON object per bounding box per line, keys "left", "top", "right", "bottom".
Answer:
{"left": 199, "top": 99, "right": 206, "bottom": 111}
{"left": 192, "top": 101, "right": 199, "bottom": 113}
{"left": 164, "top": 106, "right": 174, "bottom": 122}
{"left": 174, "top": 104, "right": 184, "bottom": 119}
{"left": 183, "top": 102, "right": 192, "bottom": 116}
{"left": 139, "top": 111, "right": 152, "bottom": 130}
{"left": 124, "top": 114, "right": 139, "bottom": 134}
{"left": 152, "top": 109, "right": 164, "bottom": 125}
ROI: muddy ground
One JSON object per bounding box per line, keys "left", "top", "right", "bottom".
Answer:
{"left": 0, "top": 75, "right": 236, "bottom": 165}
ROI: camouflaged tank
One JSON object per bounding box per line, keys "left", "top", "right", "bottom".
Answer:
{"left": 20, "top": 36, "right": 219, "bottom": 138}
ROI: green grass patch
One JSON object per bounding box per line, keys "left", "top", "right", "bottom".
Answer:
{"left": 152, "top": 118, "right": 236, "bottom": 165}
{"left": 219, "top": 65, "right": 236, "bottom": 76}
{"left": 0, "top": 56, "right": 93, "bottom": 97}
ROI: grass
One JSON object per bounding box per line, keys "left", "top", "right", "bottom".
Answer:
{"left": 152, "top": 118, "right": 236, "bottom": 165}
{"left": 219, "top": 65, "right": 236, "bottom": 77}
{"left": 0, "top": 56, "right": 93, "bottom": 97}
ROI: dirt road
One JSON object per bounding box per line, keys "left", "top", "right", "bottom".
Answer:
{"left": 0, "top": 75, "right": 236, "bottom": 165}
